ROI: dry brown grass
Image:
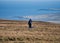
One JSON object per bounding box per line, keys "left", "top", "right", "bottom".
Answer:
{"left": 0, "top": 20, "right": 60, "bottom": 43}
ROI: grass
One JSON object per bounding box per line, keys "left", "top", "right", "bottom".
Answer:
{"left": 0, "top": 20, "right": 60, "bottom": 43}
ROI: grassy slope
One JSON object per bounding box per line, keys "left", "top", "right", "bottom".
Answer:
{"left": 0, "top": 20, "right": 60, "bottom": 43}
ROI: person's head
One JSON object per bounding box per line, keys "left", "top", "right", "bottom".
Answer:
{"left": 29, "top": 19, "right": 32, "bottom": 20}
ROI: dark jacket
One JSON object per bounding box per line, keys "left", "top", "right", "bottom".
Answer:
{"left": 28, "top": 19, "right": 32, "bottom": 24}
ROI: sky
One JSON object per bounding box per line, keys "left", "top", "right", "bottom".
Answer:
{"left": 0, "top": 0, "right": 60, "bottom": 1}
{"left": 0, "top": 0, "right": 60, "bottom": 23}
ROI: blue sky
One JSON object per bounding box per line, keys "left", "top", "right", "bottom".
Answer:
{"left": 0, "top": 0, "right": 60, "bottom": 1}
{"left": 0, "top": 0, "right": 60, "bottom": 23}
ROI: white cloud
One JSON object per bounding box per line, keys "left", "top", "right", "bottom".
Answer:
{"left": 22, "top": 14, "right": 49, "bottom": 20}
{"left": 22, "top": 14, "right": 54, "bottom": 20}
{"left": 19, "top": 13, "right": 60, "bottom": 23}
{"left": 1, "top": 13, "right": 60, "bottom": 23}
{"left": 48, "top": 21, "right": 60, "bottom": 23}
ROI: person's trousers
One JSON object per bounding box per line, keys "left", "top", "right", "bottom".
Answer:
{"left": 29, "top": 24, "right": 32, "bottom": 28}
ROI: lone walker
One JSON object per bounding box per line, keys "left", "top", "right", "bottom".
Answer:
{"left": 28, "top": 19, "right": 32, "bottom": 28}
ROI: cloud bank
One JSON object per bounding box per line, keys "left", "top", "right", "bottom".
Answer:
{"left": 0, "top": 13, "right": 60, "bottom": 23}
{"left": 16, "top": 13, "right": 60, "bottom": 23}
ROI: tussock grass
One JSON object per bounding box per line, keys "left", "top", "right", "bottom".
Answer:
{"left": 0, "top": 20, "right": 60, "bottom": 43}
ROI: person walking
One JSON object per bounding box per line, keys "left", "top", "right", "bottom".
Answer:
{"left": 28, "top": 19, "right": 32, "bottom": 28}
